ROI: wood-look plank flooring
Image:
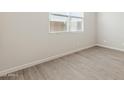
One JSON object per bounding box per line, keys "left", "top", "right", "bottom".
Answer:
{"left": 0, "top": 46, "right": 124, "bottom": 80}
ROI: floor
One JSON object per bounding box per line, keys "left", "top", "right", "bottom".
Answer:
{"left": 0, "top": 46, "right": 124, "bottom": 80}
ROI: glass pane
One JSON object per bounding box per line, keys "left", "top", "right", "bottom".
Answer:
{"left": 51, "top": 12, "right": 69, "bottom": 16}
{"left": 49, "top": 14, "right": 68, "bottom": 32}
{"left": 70, "top": 18, "right": 83, "bottom": 32}
{"left": 69, "top": 12, "right": 84, "bottom": 17}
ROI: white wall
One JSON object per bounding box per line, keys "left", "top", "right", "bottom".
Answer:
{"left": 0, "top": 12, "right": 96, "bottom": 72}
{"left": 97, "top": 12, "right": 124, "bottom": 50}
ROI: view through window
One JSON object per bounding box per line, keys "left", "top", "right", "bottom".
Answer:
{"left": 49, "top": 12, "right": 84, "bottom": 32}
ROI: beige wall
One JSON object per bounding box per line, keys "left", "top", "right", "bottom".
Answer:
{"left": 97, "top": 12, "right": 124, "bottom": 50}
{"left": 0, "top": 12, "right": 96, "bottom": 71}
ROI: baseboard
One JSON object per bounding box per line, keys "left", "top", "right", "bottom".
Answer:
{"left": 0, "top": 44, "right": 96, "bottom": 77}
{"left": 96, "top": 44, "right": 124, "bottom": 52}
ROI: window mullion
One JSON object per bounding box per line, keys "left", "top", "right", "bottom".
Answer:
{"left": 66, "top": 14, "right": 69, "bottom": 32}
{"left": 67, "top": 13, "right": 71, "bottom": 32}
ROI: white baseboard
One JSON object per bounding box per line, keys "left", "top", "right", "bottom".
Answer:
{"left": 0, "top": 44, "right": 96, "bottom": 77}
{"left": 96, "top": 44, "right": 124, "bottom": 52}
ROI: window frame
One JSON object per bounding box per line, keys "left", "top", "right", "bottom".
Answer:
{"left": 49, "top": 12, "right": 84, "bottom": 33}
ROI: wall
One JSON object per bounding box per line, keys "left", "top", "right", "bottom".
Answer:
{"left": 0, "top": 12, "right": 96, "bottom": 73}
{"left": 97, "top": 12, "right": 124, "bottom": 51}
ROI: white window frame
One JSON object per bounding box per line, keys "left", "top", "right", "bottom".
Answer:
{"left": 49, "top": 12, "right": 84, "bottom": 33}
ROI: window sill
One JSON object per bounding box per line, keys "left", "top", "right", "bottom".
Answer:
{"left": 49, "top": 31, "right": 84, "bottom": 34}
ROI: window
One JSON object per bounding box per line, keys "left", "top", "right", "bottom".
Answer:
{"left": 49, "top": 12, "right": 84, "bottom": 33}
